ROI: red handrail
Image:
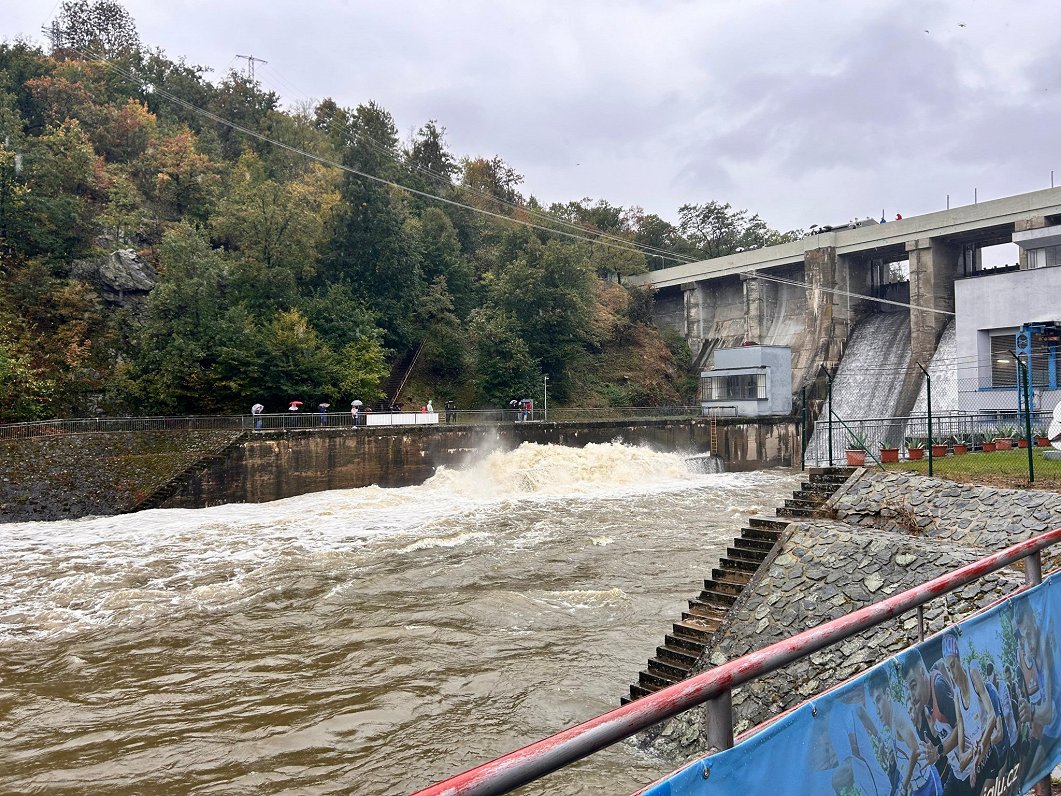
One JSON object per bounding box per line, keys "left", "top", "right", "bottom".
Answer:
{"left": 410, "top": 527, "right": 1061, "bottom": 796}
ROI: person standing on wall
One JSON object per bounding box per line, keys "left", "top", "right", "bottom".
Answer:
{"left": 445, "top": 400, "right": 456, "bottom": 424}
{"left": 251, "top": 402, "right": 264, "bottom": 431}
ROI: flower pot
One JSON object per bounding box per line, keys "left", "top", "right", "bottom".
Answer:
{"left": 1017, "top": 438, "right": 1028, "bottom": 449}
{"left": 982, "top": 441, "right": 996, "bottom": 452}
{"left": 845, "top": 449, "right": 866, "bottom": 466}
{"left": 931, "top": 444, "right": 948, "bottom": 457}
{"left": 952, "top": 444, "right": 968, "bottom": 456}
{"left": 994, "top": 438, "right": 1012, "bottom": 451}
{"left": 880, "top": 447, "right": 900, "bottom": 463}
{"left": 908, "top": 448, "right": 925, "bottom": 460}
{"left": 1037, "top": 437, "right": 1051, "bottom": 447}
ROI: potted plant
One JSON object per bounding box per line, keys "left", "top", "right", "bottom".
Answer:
{"left": 951, "top": 434, "right": 969, "bottom": 456}
{"left": 846, "top": 430, "right": 869, "bottom": 466}
{"left": 879, "top": 439, "right": 900, "bottom": 463}
{"left": 1034, "top": 426, "right": 1051, "bottom": 447}
{"left": 905, "top": 436, "right": 926, "bottom": 460}
{"left": 993, "top": 424, "right": 1015, "bottom": 451}
{"left": 930, "top": 439, "right": 949, "bottom": 458}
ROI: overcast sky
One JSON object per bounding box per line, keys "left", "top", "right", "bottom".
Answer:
{"left": 6, "top": 1, "right": 1061, "bottom": 237}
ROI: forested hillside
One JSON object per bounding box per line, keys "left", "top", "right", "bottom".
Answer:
{"left": 0, "top": 1, "right": 795, "bottom": 422}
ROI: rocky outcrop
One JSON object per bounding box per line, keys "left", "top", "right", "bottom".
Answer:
{"left": 69, "top": 249, "right": 158, "bottom": 310}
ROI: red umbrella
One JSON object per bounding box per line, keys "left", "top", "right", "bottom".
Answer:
{"left": 289, "top": 400, "right": 303, "bottom": 408}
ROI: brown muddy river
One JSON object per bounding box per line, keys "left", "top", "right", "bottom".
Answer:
{"left": 0, "top": 442, "right": 800, "bottom": 795}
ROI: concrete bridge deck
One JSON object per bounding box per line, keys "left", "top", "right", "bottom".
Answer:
{"left": 628, "top": 186, "right": 1061, "bottom": 289}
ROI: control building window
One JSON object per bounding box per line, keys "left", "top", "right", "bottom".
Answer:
{"left": 705, "top": 373, "right": 767, "bottom": 400}
{"left": 990, "top": 335, "right": 1016, "bottom": 387}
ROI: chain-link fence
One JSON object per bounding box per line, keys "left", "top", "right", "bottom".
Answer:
{"left": 804, "top": 355, "right": 1061, "bottom": 485}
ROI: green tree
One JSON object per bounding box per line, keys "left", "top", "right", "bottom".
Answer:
{"left": 129, "top": 225, "right": 257, "bottom": 412}
{"left": 468, "top": 306, "right": 538, "bottom": 405}
{"left": 52, "top": 0, "right": 141, "bottom": 59}
{"left": 496, "top": 238, "right": 595, "bottom": 396}
{"left": 258, "top": 308, "right": 340, "bottom": 403}
{"left": 678, "top": 201, "right": 796, "bottom": 259}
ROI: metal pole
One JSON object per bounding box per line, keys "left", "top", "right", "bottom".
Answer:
{"left": 800, "top": 385, "right": 807, "bottom": 471}
{"left": 917, "top": 362, "right": 932, "bottom": 477}
{"left": 916, "top": 605, "right": 925, "bottom": 643}
{"left": 1019, "top": 356, "right": 1034, "bottom": 482}
{"left": 543, "top": 375, "right": 548, "bottom": 422}
{"left": 704, "top": 689, "right": 734, "bottom": 753}
{"left": 822, "top": 366, "right": 833, "bottom": 467}
{"left": 1025, "top": 551, "right": 1042, "bottom": 586}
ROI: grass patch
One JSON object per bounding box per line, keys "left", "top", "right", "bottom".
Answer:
{"left": 884, "top": 448, "right": 1061, "bottom": 492}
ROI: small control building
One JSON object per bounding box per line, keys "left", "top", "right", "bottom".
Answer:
{"left": 700, "top": 345, "right": 792, "bottom": 417}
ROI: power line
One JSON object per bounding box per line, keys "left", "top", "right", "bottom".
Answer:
{"left": 243, "top": 58, "right": 699, "bottom": 265}
{"left": 750, "top": 272, "right": 957, "bottom": 317}
{"left": 60, "top": 44, "right": 695, "bottom": 265}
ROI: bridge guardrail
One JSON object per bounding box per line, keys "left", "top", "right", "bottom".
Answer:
{"left": 0, "top": 406, "right": 707, "bottom": 441}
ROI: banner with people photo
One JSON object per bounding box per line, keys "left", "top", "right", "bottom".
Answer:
{"left": 643, "top": 574, "right": 1061, "bottom": 796}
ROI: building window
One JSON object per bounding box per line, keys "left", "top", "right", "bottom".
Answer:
{"left": 991, "top": 331, "right": 1059, "bottom": 388}
{"left": 705, "top": 373, "right": 767, "bottom": 400}
{"left": 990, "top": 335, "right": 1016, "bottom": 387}
{"left": 1027, "top": 245, "right": 1061, "bottom": 269}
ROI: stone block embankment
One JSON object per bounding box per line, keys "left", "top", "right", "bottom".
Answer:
{"left": 0, "top": 430, "right": 243, "bottom": 522}
{"left": 646, "top": 469, "right": 1061, "bottom": 761}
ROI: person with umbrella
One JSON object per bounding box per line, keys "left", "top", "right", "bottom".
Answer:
{"left": 351, "top": 399, "right": 363, "bottom": 426}
{"left": 288, "top": 400, "right": 302, "bottom": 428}
{"left": 318, "top": 402, "right": 330, "bottom": 426}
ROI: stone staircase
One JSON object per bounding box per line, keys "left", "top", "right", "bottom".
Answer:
{"left": 621, "top": 466, "right": 854, "bottom": 704}
{"left": 130, "top": 431, "right": 248, "bottom": 512}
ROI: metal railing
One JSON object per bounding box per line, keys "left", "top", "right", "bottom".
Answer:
{"left": 409, "top": 527, "right": 1061, "bottom": 796}
{"left": 0, "top": 406, "right": 706, "bottom": 441}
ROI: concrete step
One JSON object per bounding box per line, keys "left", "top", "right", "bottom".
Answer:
{"left": 686, "top": 599, "right": 727, "bottom": 620}
{"left": 733, "top": 536, "right": 774, "bottom": 553}
{"left": 639, "top": 668, "right": 682, "bottom": 690}
{"left": 719, "top": 555, "right": 760, "bottom": 573}
{"left": 748, "top": 516, "right": 790, "bottom": 531}
{"left": 672, "top": 620, "right": 715, "bottom": 643}
{"left": 657, "top": 644, "right": 700, "bottom": 667}
{"left": 701, "top": 578, "right": 742, "bottom": 596}
{"left": 648, "top": 656, "right": 692, "bottom": 680}
{"left": 622, "top": 683, "right": 656, "bottom": 703}
{"left": 776, "top": 505, "right": 820, "bottom": 518}
{"left": 739, "top": 527, "right": 781, "bottom": 543}
{"left": 710, "top": 568, "right": 752, "bottom": 587}
{"left": 807, "top": 466, "right": 854, "bottom": 477}
{"left": 698, "top": 587, "right": 739, "bottom": 606}
{"left": 726, "top": 546, "right": 766, "bottom": 564}
{"left": 791, "top": 490, "right": 829, "bottom": 504}
{"left": 665, "top": 632, "right": 706, "bottom": 654}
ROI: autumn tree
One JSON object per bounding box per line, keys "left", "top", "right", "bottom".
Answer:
{"left": 51, "top": 0, "right": 141, "bottom": 60}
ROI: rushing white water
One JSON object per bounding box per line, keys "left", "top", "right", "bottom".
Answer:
{"left": 807, "top": 312, "right": 911, "bottom": 464}
{"left": 0, "top": 442, "right": 801, "bottom": 795}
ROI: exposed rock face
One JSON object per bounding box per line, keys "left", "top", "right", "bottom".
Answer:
{"left": 70, "top": 249, "right": 158, "bottom": 310}
{"left": 643, "top": 470, "right": 1061, "bottom": 762}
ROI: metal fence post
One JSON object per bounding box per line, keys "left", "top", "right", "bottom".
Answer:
{"left": 704, "top": 689, "right": 734, "bottom": 753}
{"left": 1019, "top": 355, "right": 1035, "bottom": 483}
{"left": 800, "top": 386, "right": 807, "bottom": 471}
{"left": 820, "top": 365, "right": 833, "bottom": 467}
{"left": 917, "top": 362, "right": 933, "bottom": 477}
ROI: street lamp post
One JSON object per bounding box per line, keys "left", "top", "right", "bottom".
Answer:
{"left": 543, "top": 375, "right": 549, "bottom": 422}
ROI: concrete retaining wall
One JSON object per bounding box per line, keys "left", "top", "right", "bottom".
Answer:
{"left": 160, "top": 417, "right": 799, "bottom": 509}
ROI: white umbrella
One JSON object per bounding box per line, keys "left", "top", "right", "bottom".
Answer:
{"left": 351, "top": 400, "right": 363, "bottom": 406}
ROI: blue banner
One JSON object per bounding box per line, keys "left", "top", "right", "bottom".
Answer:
{"left": 643, "top": 574, "right": 1061, "bottom": 796}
